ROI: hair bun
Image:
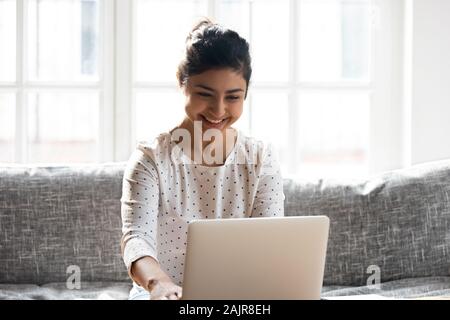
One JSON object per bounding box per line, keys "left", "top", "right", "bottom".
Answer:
{"left": 187, "top": 17, "right": 215, "bottom": 42}
{"left": 191, "top": 17, "right": 215, "bottom": 32}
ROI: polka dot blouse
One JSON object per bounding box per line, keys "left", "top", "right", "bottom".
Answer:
{"left": 120, "top": 129, "right": 285, "bottom": 287}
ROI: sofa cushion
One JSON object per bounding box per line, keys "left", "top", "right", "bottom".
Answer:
{"left": 284, "top": 159, "right": 450, "bottom": 286}
{"left": 322, "top": 276, "right": 450, "bottom": 299}
{"left": 0, "top": 282, "right": 131, "bottom": 300}
{"left": 1, "top": 277, "right": 449, "bottom": 300}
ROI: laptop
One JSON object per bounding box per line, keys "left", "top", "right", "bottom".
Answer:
{"left": 181, "top": 215, "right": 330, "bottom": 300}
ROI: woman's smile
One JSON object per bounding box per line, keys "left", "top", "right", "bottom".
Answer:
{"left": 200, "top": 114, "right": 230, "bottom": 129}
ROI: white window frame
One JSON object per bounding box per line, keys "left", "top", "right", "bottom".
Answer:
{"left": 370, "top": 0, "right": 405, "bottom": 174}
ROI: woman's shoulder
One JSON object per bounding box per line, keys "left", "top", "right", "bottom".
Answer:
{"left": 122, "top": 133, "right": 171, "bottom": 180}
{"left": 235, "top": 130, "right": 277, "bottom": 165}
{"left": 137, "top": 131, "right": 171, "bottom": 151}
{"left": 129, "top": 132, "right": 172, "bottom": 165}
{"left": 237, "top": 131, "right": 265, "bottom": 150}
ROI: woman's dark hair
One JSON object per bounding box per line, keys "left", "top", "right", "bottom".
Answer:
{"left": 176, "top": 18, "right": 252, "bottom": 98}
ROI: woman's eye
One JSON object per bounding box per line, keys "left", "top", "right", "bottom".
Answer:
{"left": 227, "top": 96, "right": 240, "bottom": 100}
{"left": 197, "top": 92, "right": 211, "bottom": 97}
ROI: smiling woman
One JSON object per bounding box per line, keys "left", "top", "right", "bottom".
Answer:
{"left": 121, "top": 18, "right": 285, "bottom": 301}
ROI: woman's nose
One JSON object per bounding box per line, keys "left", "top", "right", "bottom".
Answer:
{"left": 209, "top": 98, "right": 226, "bottom": 115}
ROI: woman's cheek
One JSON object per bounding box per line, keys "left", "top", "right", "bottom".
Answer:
{"left": 231, "top": 103, "right": 244, "bottom": 119}
{"left": 189, "top": 96, "right": 208, "bottom": 112}
{"left": 184, "top": 99, "right": 200, "bottom": 119}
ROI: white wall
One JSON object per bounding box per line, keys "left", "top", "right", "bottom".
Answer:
{"left": 408, "top": 0, "right": 450, "bottom": 165}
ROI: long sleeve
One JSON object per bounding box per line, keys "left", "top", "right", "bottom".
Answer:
{"left": 251, "top": 143, "right": 285, "bottom": 217}
{"left": 120, "top": 148, "right": 160, "bottom": 274}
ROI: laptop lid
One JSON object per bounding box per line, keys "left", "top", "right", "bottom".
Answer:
{"left": 181, "top": 215, "right": 330, "bottom": 300}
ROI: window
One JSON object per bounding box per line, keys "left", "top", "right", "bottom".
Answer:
{"left": 0, "top": 0, "right": 110, "bottom": 164}
{"left": 2, "top": 0, "right": 400, "bottom": 179}
{"left": 295, "top": 0, "right": 372, "bottom": 178}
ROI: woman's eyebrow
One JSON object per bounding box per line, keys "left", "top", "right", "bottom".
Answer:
{"left": 195, "top": 84, "right": 244, "bottom": 94}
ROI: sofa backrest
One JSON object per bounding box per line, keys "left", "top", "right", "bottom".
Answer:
{"left": 0, "top": 163, "right": 129, "bottom": 285}
{"left": 1, "top": 160, "right": 449, "bottom": 286}
{"left": 284, "top": 159, "right": 450, "bottom": 286}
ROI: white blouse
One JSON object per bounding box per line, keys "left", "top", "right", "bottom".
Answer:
{"left": 120, "top": 129, "right": 285, "bottom": 288}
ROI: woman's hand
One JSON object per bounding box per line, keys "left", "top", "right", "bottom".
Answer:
{"left": 129, "top": 256, "right": 182, "bottom": 300}
{"left": 147, "top": 277, "right": 183, "bottom": 300}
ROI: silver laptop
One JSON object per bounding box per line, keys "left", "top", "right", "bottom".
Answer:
{"left": 181, "top": 215, "right": 330, "bottom": 300}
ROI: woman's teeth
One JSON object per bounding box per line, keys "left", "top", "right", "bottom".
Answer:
{"left": 204, "top": 116, "right": 225, "bottom": 124}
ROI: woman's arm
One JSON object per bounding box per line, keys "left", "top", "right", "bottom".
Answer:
{"left": 120, "top": 149, "right": 181, "bottom": 299}
{"left": 130, "top": 256, "right": 182, "bottom": 300}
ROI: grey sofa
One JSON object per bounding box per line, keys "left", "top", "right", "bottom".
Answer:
{"left": 1, "top": 159, "right": 450, "bottom": 300}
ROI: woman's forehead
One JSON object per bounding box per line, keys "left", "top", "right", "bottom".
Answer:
{"left": 188, "top": 69, "right": 246, "bottom": 91}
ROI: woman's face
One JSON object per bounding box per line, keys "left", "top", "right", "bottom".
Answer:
{"left": 181, "top": 68, "right": 247, "bottom": 134}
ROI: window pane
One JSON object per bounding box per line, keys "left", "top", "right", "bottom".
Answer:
{"left": 251, "top": 0, "right": 289, "bottom": 82}
{"left": 217, "top": 0, "right": 289, "bottom": 82}
{"left": 216, "top": 0, "right": 250, "bottom": 40}
{"left": 0, "top": 0, "right": 16, "bottom": 82}
{"left": 27, "top": 0, "right": 99, "bottom": 81}
{"left": 135, "top": 0, "right": 207, "bottom": 83}
{"left": 135, "top": 91, "right": 185, "bottom": 143}
{"left": 0, "top": 93, "right": 15, "bottom": 162}
{"left": 297, "top": 91, "right": 370, "bottom": 178}
{"left": 250, "top": 91, "right": 289, "bottom": 175}
{"left": 298, "top": 0, "right": 371, "bottom": 82}
{"left": 27, "top": 92, "right": 99, "bottom": 163}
